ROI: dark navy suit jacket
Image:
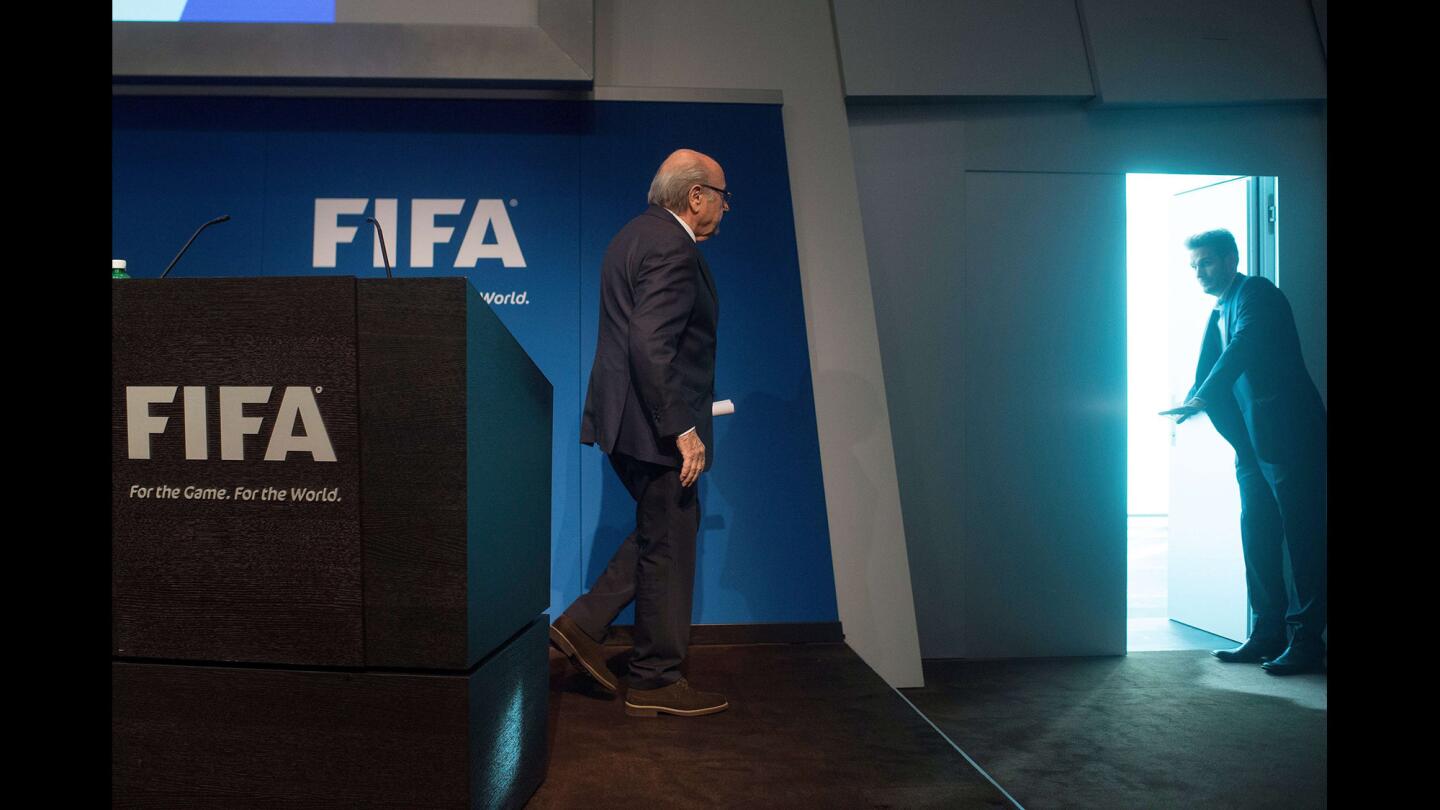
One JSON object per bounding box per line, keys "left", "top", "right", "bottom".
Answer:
{"left": 1189, "top": 274, "right": 1326, "bottom": 465}
{"left": 580, "top": 205, "right": 719, "bottom": 470}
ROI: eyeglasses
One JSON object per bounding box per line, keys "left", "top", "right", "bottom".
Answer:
{"left": 697, "top": 184, "right": 732, "bottom": 205}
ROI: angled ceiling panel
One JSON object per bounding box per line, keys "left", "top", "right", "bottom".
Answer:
{"left": 1077, "top": 0, "right": 1326, "bottom": 106}
{"left": 833, "top": 0, "right": 1094, "bottom": 98}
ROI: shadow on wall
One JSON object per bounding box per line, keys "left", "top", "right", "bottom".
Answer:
{"left": 710, "top": 383, "right": 833, "bottom": 621}
{"left": 584, "top": 454, "right": 645, "bottom": 628}
{"left": 582, "top": 448, "right": 723, "bottom": 626}
{"left": 582, "top": 372, "right": 842, "bottom": 626}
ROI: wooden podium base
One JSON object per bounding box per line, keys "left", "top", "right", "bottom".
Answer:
{"left": 113, "top": 618, "right": 549, "bottom": 808}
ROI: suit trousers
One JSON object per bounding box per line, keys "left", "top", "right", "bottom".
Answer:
{"left": 563, "top": 452, "right": 699, "bottom": 689}
{"left": 1234, "top": 442, "right": 1328, "bottom": 647}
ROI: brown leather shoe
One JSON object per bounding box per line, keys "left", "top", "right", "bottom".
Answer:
{"left": 549, "top": 615, "right": 618, "bottom": 692}
{"left": 624, "top": 678, "right": 729, "bottom": 717}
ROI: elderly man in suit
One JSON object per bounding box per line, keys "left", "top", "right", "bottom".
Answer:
{"left": 549, "top": 149, "right": 729, "bottom": 716}
{"left": 1162, "top": 229, "right": 1327, "bottom": 676}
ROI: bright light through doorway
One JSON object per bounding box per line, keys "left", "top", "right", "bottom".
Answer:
{"left": 1126, "top": 173, "right": 1277, "bottom": 653}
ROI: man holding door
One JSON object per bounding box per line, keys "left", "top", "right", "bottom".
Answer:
{"left": 1161, "top": 229, "right": 1327, "bottom": 676}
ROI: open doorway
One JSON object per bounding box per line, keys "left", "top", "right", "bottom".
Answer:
{"left": 1126, "top": 173, "right": 1279, "bottom": 652}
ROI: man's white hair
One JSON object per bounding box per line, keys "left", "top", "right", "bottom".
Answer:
{"left": 647, "top": 153, "right": 712, "bottom": 212}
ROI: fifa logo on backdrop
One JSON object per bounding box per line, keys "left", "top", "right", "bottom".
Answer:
{"left": 125, "top": 386, "right": 337, "bottom": 462}
{"left": 313, "top": 198, "right": 527, "bottom": 269}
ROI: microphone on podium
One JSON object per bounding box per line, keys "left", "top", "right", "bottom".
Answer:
{"left": 159, "top": 215, "right": 231, "bottom": 279}
{"left": 366, "top": 217, "right": 394, "bottom": 279}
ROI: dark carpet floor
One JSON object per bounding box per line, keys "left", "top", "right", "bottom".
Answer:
{"left": 902, "top": 651, "right": 1327, "bottom": 809}
{"left": 527, "top": 642, "right": 1012, "bottom": 808}
{"left": 530, "top": 645, "right": 1325, "bottom": 809}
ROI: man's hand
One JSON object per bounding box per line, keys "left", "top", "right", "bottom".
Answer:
{"left": 677, "top": 430, "right": 706, "bottom": 487}
{"left": 1159, "top": 398, "right": 1206, "bottom": 424}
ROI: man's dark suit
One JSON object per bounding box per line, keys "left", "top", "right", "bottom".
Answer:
{"left": 568, "top": 204, "right": 718, "bottom": 689}
{"left": 1188, "top": 274, "right": 1327, "bottom": 648}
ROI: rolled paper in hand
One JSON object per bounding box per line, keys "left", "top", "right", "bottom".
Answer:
{"left": 712, "top": 399, "right": 735, "bottom": 417}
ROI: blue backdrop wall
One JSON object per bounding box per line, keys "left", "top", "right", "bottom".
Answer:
{"left": 113, "top": 96, "right": 839, "bottom": 626}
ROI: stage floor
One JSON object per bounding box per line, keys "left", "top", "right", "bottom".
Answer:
{"left": 529, "top": 642, "right": 1011, "bottom": 808}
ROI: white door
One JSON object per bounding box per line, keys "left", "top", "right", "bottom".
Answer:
{"left": 1165, "top": 177, "right": 1252, "bottom": 642}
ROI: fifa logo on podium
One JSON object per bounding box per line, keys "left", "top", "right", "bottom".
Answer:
{"left": 124, "top": 386, "right": 337, "bottom": 462}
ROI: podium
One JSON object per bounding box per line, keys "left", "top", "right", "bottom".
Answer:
{"left": 111, "top": 277, "right": 552, "bottom": 808}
